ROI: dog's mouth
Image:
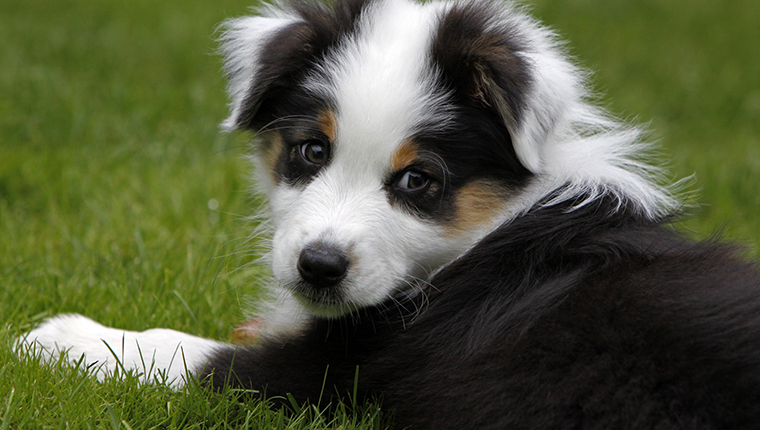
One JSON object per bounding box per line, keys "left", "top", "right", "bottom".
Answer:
{"left": 290, "top": 283, "right": 356, "bottom": 317}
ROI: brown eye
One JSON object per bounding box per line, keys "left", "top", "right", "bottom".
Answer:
{"left": 396, "top": 170, "right": 430, "bottom": 191}
{"left": 299, "top": 141, "right": 328, "bottom": 166}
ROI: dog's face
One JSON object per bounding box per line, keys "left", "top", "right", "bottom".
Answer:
{"left": 261, "top": 114, "right": 517, "bottom": 316}
{"left": 259, "top": 85, "right": 528, "bottom": 316}
{"left": 220, "top": 0, "right": 592, "bottom": 317}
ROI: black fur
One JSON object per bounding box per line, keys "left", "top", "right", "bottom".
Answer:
{"left": 203, "top": 196, "right": 760, "bottom": 429}
{"left": 274, "top": 105, "right": 335, "bottom": 188}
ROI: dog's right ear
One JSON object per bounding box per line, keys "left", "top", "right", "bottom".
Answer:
{"left": 221, "top": 5, "right": 342, "bottom": 131}
{"left": 219, "top": 11, "right": 304, "bottom": 132}
{"left": 220, "top": 0, "right": 369, "bottom": 132}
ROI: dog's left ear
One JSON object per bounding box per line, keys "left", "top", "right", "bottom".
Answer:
{"left": 434, "top": 5, "right": 575, "bottom": 173}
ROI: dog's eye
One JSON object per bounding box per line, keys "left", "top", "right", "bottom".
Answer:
{"left": 396, "top": 170, "right": 430, "bottom": 192}
{"left": 298, "top": 140, "right": 329, "bottom": 166}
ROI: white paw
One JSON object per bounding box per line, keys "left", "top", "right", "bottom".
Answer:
{"left": 16, "top": 314, "right": 226, "bottom": 387}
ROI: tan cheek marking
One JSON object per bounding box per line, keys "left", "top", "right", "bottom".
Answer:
{"left": 318, "top": 110, "right": 338, "bottom": 142}
{"left": 447, "top": 180, "right": 509, "bottom": 235}
{"left": 390, "top": 140, "right": 419, "bottom": 172}
{"left": 258, "top": 131, "right": 285, "bottom": 184}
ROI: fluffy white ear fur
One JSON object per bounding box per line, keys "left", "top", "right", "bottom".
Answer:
{"left": 480, "top": 3, "right": 678, "bottom": 218}
{"left": 218, "top": 9, "right": 301, "bottom": 131}
{"left": 511, "top": 49, "right": 578, "bottom": 174}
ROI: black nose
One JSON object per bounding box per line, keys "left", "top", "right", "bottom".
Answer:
{"left": 297, "top": 243, "right": 349, "bottom": 289}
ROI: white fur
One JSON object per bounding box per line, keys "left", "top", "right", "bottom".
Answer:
{"left": 16, "top": 314, "right": 225, "bottom": 387}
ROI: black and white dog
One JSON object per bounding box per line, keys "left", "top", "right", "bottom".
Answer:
{"left": 19, "top": 0, "right": 760, "bottom": 427}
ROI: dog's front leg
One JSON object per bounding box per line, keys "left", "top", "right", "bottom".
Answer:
{"left": 200, "top": 327, "right": 363, "bottom": 404}
{"left": 16, "top": 314, "right": 226, "bottom": 387}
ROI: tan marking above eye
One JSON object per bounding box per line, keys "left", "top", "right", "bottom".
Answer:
{"left": 259, "top": 131, "right": 285, "bottom": 183}
{"left": 390, "top": 140, "right": 419, "bottom": 172}
{"left": 447, "top": 180, "right": 509, "bottom": 235}
{"left": 318, "top": 110, "right": 338, "bottom": 142}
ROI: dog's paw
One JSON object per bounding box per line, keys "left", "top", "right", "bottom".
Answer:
{"left": 16, "top": 314, "right": 226, "bottom": 386}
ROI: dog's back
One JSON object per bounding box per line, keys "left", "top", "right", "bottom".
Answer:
{"left": 393, "top": 198, "right": 760, "bottom": 428}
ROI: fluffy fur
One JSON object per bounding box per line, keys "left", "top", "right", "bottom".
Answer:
{"left": 18, "top": 0, "right": 760, "bottom": 428}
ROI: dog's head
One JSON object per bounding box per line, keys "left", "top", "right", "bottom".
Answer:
{"left": 220, "top": 0, "right": 676, "bottom": 317}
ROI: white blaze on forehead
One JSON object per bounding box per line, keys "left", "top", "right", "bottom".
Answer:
{"left": 306, "top": 0, "right": 451, "bottom": 173}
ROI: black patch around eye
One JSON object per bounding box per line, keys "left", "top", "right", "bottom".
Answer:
{"left": 413, "top": 104, "right": 532, "bottom": 191}
{"left": 385, "top": 101, "right": 532, "bottom": 222}
{"left": 256, "top": 90, "right": 336, "bottom": 188}
{"left": 386, "top": 166, "right": 451, "bottom": 220}
{"left": 283, "top": 134, "right": 332, "bottom": 186}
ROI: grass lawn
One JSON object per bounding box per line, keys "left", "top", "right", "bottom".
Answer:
{"left": 1, "top": 0, "right": 758, "bottom": 428}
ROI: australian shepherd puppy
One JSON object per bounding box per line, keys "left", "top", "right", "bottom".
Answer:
{"left": 19, "top": 0, "right": 760, "bottom": 428}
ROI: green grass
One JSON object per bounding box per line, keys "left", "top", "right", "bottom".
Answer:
{"left": 1, "top": 0, "right": 759, "bottom": 428}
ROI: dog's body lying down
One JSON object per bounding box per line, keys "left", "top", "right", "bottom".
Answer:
{"left": 20, "top": 0, "right": 760, "bottom": 428}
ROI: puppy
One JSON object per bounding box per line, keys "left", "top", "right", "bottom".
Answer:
{"left": 19, "top": 0, "right": 760, "bottom": 428}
